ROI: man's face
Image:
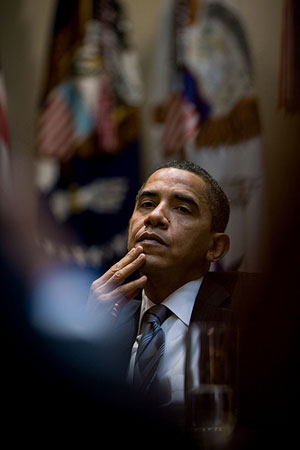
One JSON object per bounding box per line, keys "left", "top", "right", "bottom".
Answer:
{"left": 127, "top": 168, "right": 215, "bottom": 283}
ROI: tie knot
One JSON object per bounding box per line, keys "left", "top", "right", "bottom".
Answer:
{"left": 144, "top": 304, "right": 170, "bottom": 326}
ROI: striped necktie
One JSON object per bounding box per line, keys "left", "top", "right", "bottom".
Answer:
{"left": 133, "top": 304, "right": 171, "bottom": 393}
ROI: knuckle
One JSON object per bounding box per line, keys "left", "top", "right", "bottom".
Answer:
{"left": 118, "top": 284, "right": 127, "bottom": 294}
{"left": 111, "top": 263, "right": 120, "bottom": 273}
{"left": 100, "top": 293, "right": 109, "bottom": 303}
{"left": 91, "top": 278, "right": 105, "bottom": 290}
{"left": 115, "top": 285, "right": 127, "bottom": 298}
{"left": 91, "top": 281, "right": 101, "bottom": 292}
{"left": 113, "top": 270, "right": 122, "bottom": 280}
{"left": 91, "top": 280, "right": 99, "bottom": 289}
{"left": 94, "top": 287, "right": 104, "bottom": 297}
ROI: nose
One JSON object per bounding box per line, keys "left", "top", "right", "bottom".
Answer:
{"left": 144, "top": 203, "right": 169, "bottom": 229}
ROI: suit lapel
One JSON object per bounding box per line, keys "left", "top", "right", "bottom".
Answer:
{"left": 105, "top": 299, "right": 141, "bottom": 380}
{"left": 117, "top": 298, "right": 141, "bottom": 346}
{"left": 190, "top": 272, "right": 234, "bottom": 323}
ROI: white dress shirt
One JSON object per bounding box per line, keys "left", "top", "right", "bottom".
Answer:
{"left": 128, "top": 278, "right": 203, "bottom": 405}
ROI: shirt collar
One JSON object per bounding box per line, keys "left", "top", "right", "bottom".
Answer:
{"left": 140, "top": 278, "right": 203, "bottom": 328}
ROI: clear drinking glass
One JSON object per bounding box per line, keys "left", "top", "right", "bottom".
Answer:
{"left": 185, "top": 321, "right": 239, "bottom": 449}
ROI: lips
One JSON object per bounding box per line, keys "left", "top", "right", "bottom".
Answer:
{"left": 136, "top": 231, "right": 168, "bottom": 246}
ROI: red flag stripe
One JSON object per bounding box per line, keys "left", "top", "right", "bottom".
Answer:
{"left": 38, "top": 92, "right": 75, "bottom": 158}
{"left": 163, "top": 96, "right": 184, "bottom": 130}
{"left": 163, "top": 94, "right": 186, "bottom": 152}
{"left": 38, "top": 114, "right": 73, "bottom": 148}
{"left": 41, "top": 123, "right": 74, "bottom": 157}
{"left": 0, "top": 101, "right": 9, "bottom": 146}
{"left": 97, "top": 74, "right": 117, "bottom": 153}
{"left": 162, "top": 94, "right": 200, "bottom": 154}
{"left": 38, "top": 108, "right": 74, "bottom": 147}
{"left": 38, "top": 118, "right": 74, "bottom": 155}
{"left": 164, "top": 116, "right": 185, "bottom": 151}
{"left": 39, "top": 95, "right": 72, "bottom": 134}
{"left": 164, "top": 109, "right": 185, "bottom": 144}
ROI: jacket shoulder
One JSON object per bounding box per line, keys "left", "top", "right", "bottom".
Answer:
{"left": 191, "top": 271, "right": 264, "bottom": 322}
{"left": 205, "top": 271, "right": 264, "bottom": 294}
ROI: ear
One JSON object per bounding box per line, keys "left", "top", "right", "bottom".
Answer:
{"left": 206, "top": 233, "right": 230, "bottom": 263}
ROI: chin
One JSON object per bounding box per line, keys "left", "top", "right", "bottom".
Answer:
{"left": 140, "top": 255, "right": 169, "bottom": 275}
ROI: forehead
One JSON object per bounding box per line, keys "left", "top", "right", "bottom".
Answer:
{"left": 142, "top": 168, "right": 207, "bottom": 199}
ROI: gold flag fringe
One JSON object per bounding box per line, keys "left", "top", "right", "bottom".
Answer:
{"left": 195, "top": 96, "right": 261, "bottom": 147}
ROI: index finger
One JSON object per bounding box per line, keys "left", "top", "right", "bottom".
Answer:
{"left": 98, "top": 245, "right": 144, "bottom": 284}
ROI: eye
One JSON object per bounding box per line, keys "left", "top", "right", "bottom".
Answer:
{"left": 140, "top": 200, "right": 155, "bottom": 209}
{"left": 176, "top": 205, "right": 191, "bottom": 214}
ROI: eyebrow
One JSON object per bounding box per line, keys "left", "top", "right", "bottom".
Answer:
{"left": 135, "top": 189, "right": 156, "bottom": 203}
{"left": 174, "top": 192, "right": 199, "bottom": 210}
{"left": 138, "top": 190, "right": 157, "bottom": 199}
{"left": 137, "top": 190, "right": 200, "bottom": 210}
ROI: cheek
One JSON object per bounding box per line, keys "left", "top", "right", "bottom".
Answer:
{"left": 170, "top": 225, "right": 194, "bottom": 252}
{"left": 128, "top": 217, "right": 142, "bottom": 246}
{"left": 173, "top": 227, "right": 210, "bottom": 255}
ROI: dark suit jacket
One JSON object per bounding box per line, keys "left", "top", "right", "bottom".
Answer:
{"left": 112, "top": 271, "right": 262, "bottom": 381}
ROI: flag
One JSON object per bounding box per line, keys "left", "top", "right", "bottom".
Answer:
{"left": 149, "top": 0, "right": 265, "bottom": 272}
{"left": 97, "top": 71, "right": 118, "bottom": 153}
{"left": 35, "top": 0, "right": 143, "bottom": 275}
{"left": 0, "top": 75, "right": 9, "bottom": 149}
{"left": 160, "top": 68, "right": 211, "bottom": 156}
{"left": 152, "top": 0, "right": 211, "bottom": 158}
{"left": 37, "top": 0, "right": 93, "bottom": 162}
{"left": 38, "top": 85, "right": 76, "bottom": 159}
{"left": 0, "top": 63, "right": 11, "bottom": 195}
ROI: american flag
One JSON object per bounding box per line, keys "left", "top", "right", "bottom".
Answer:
{"left": 162, "top": 68, "right": 211, "bottom": 156}
{"left": 0, "top": 69, "right": 9, "bottom": 150}
{"left": 37, "top": 86, "right": 76, "bottom": 160}
{"left": 162, "top": 92, "right": 200, "bottom": 156}
{"left": 97, "top": 72, "right": 118, "bottom": 153}
{"left": 0, "top": 67, "right": 11, "bottom": 193}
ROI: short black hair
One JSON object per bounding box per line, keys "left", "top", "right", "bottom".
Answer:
{"left": 155, "top": 160, "right": 230, "bottom": 232}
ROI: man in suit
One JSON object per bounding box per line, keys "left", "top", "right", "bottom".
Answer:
{"left": 88, "top": 159, "right": 243, "bottom": 406}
